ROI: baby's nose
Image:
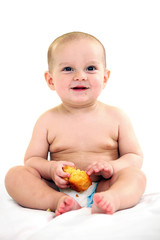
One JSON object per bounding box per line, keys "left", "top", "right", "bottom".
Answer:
{"left": 73, "top": 71, "right": 87, "bottom": 81}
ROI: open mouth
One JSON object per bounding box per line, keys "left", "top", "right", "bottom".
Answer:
{"left": 71, "top": 86, "right": 89, "bottom": 91}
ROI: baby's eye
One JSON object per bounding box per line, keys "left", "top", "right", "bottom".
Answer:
{"left": 63, "top": 67, "right": 73, "bottom": 72}
{"left": 86, "top": 66, "right": 96, "bottom": 71}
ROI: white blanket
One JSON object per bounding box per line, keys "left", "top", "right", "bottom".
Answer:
{"left": 1, "top": 148, "right": 160, "bottom": 240}
{"left": 1, "top": 179, "right": 160, "bottom": 240}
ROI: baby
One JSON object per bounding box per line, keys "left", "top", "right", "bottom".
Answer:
{"left": 5, "top": 31, "right": 146, "bottom": 216}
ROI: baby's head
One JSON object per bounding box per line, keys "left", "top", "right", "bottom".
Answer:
{"left": 45, "top": 32, "right": 110, "bottom": 107}
{"left": 47, "top": 31, "right": 106, "bottom": 72}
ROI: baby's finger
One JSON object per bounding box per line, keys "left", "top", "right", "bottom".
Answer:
{"left": 86, "top": 162, "right": 96, "bottom": 172}
{"left": 87, "top": 165, "right": 105, "bottom": 176}
{"left": 58, "top": 169, "right": 70, "bottom": 178}
{"left": 86, "top": 168, "right": 94, "bottom": 176}
{"left": 90, "top": 163, "right": 102, "bottom": 172}
{"left": 56, "top": 165, "right": 69, "bottom": 177}
{"left": 59, "top": 182, "right": 71, "bottom": 189}
{"left": 62, "top": 161, "right": 75, "bottom": 167}
{"left": 55, "top": 176, "right": 69, "bottom": 187}
{"left": 57, "top": 162, "right": 75, "bottom": 178}
{"left": 57, "top": 182, "right": 70, "bottom": 189}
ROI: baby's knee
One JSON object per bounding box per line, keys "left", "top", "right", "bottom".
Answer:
{"left": 5, "top": 165, "right": 22, "bottom": 183}
{"left": 5, "top": 166, "right": 23, "bottom": 192}
{"left": 127, "top": 167, "right": 146, "bottom": 181}
{"left": 120, "top": 167, "right": 146, "bottom": 188}
{"left": 135, "top": 168, "right": 147, "bottom": 189}
{"left": 5, "top": 165, "right": 40, "bottom": 191}
{"left": 111, "top": 167, "right": 146, "bottom": 187}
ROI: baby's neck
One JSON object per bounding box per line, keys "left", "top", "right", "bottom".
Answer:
{"left": 59, "top": 101, "right": 101, "bottom": 115}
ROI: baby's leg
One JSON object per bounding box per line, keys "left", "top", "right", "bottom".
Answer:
{"left": 5, "top": 166, "right": 81, "bottom": 215}
{"left": 92, "top": 167, "right": 146, "bottom": 214}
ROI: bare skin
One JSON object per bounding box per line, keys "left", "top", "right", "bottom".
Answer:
{"left": 5, "top": 36, "right": 146, "bottom": 216}
{"left": 55, "top": 196, "right": 81, "bottom": 216}
{"left": 5, "top": 103, "right": 146, "bottom": 216}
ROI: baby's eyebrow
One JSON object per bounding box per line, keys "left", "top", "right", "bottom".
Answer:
{"left": 58, "top": 61, "right": 101, "bottom": 67}
{"left": 86, "top": 61, "right": 101, "bottom": 65}
{"left": 58, "top": 62, "right": 72, "bottom": 67}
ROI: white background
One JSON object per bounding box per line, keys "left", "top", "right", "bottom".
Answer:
{"left": 0, "top": 0, "right": 160, "bottom": 193}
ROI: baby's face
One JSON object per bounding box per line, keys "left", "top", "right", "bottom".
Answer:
{"left": 48, "top": 38, "right": 109, "bottom": 107}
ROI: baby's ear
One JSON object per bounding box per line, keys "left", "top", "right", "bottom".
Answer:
{"left": 103, "top": 69, "right": 110, "bottom": 88}
{"left": 44, "top": 71, "right": 55, "bottom": 90}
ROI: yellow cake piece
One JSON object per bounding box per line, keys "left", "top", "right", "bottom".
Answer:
{"left": 63, "top": 166, "right": 92, "bottom": 192}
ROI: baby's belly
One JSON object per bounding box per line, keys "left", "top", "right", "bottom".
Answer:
{"left": 50, "top": 150, "right": 118, "bottom": 180}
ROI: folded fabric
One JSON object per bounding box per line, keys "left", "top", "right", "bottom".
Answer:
{"left": 60, "top": 182, "right": 98, "bottom": 207}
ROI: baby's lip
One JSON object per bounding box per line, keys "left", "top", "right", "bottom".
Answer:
{"left": 71, "top": 85, "right": 89, "bottom": 90}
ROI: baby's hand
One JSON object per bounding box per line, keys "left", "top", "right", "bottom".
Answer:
{"left": 49, "top": 161, "right": 75, "bottom": 189}
{"left": 86, "top": 161, "right": 113, "bottom": 179}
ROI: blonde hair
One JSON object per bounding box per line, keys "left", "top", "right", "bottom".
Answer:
{"left": 47, "top": 31, "right": 106, "bottom": 71}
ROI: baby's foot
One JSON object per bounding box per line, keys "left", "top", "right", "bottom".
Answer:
{"left": 91, "top": 191, "right": 120, "bottom": 215}
{"left": 55, "top": 196, "right": 81, "bottom": 217}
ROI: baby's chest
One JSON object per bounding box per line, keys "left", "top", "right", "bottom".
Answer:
{"left": 48, "top": 120, "right": 118, "bottom": 153}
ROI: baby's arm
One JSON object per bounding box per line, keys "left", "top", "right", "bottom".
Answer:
{"left": 110, "top": 109, "right": 143, "bottom": 174}
{"left": 87, "top": 108, "right": 143, "bottom": 178}
{"left": 24, "top": 113, "right": 74, "bottom": 188}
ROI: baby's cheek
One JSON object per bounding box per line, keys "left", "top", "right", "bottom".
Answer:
{"left": 93, "top": 81, "right": 104, "bottom": 92}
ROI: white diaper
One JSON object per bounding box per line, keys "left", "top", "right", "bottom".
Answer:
{"left": 59, "top": 182, "right": 98, "bottom": 208}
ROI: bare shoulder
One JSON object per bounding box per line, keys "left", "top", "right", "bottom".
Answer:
{"left": 102, "top": 104, "right": 137, "bottom": 140}
{"left": 35, "top": 105, "right": 61, "bottom": 127}
{"left": 101, "top": 102, "right": 130, "bottom": 122}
